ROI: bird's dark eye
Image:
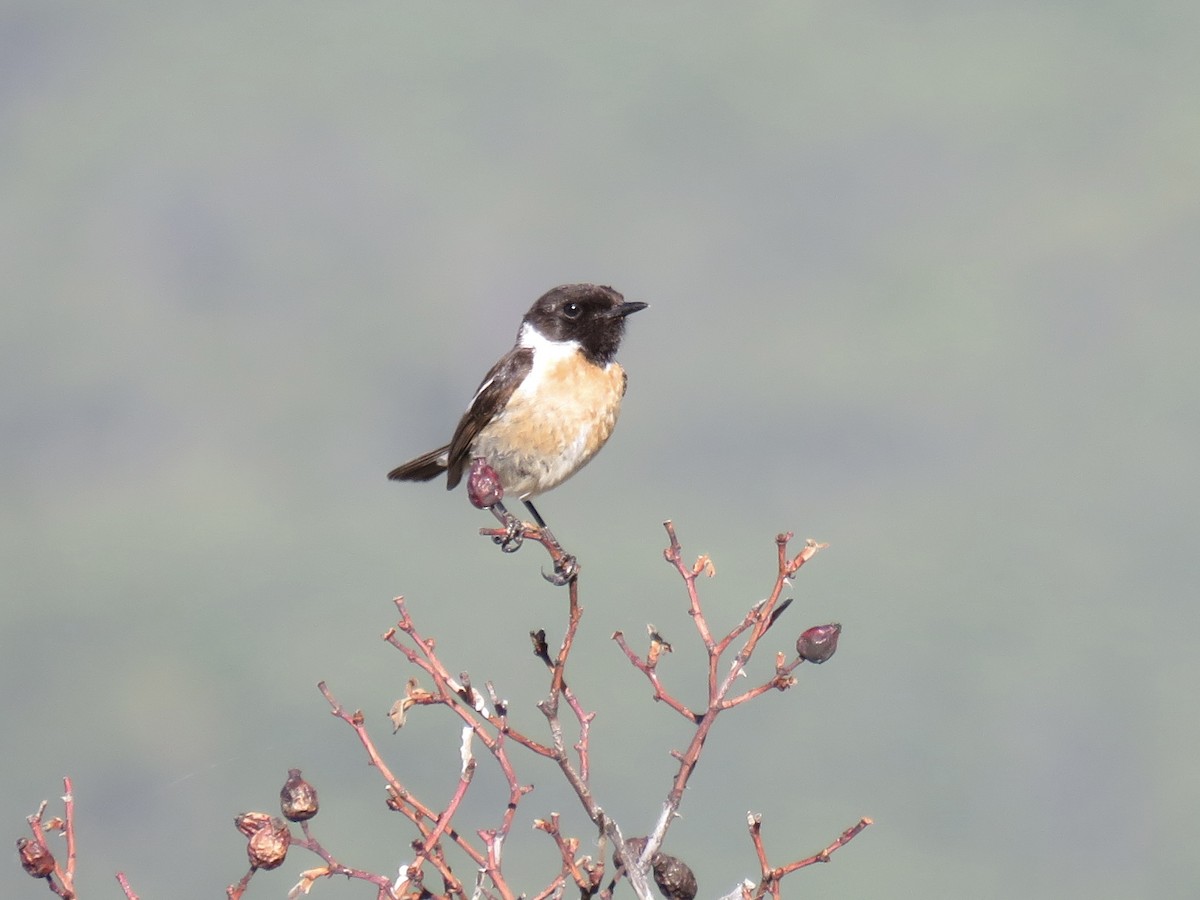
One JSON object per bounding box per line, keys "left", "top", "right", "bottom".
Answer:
{"left": 562, "top": 302, "right": 582, "bottom": 319}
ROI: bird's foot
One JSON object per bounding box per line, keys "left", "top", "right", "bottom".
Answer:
{"left": 478, "top": 499, "right": 578, "bottom": 585}
{"left": 495, "top": 519, "right": 524, "bottom": 552}
{"left": 541, "top": 553, "right": 579, "bottom": 586}
{"left": 487, "top": 501, "right": 525, "bottom": 553}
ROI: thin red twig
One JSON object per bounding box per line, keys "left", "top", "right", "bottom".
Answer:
{"left": 23, "top": 778, "right": 77, "bottom": 899}
{"left": 289, "top": 820, "right": 406, "bottom": 900}
{"left": 534, "top": 814, "right": 592, "bottom": 893}
{"left": 408, "top": 759, "right": 476, "bottom": 889}
{"left": 749, "top": 814, "right": 873, "bottom": 898}
{"left": 226, "top": 868, "right": 253, "bottom": 900}
{"left": 612, "top": 630, "right": 701, "bottom": 722}
{"left": 61, "top": 777, "right": 76, "bottom": 896}
{"left": 115, "top": 871, "right": 140, "bottom": 900}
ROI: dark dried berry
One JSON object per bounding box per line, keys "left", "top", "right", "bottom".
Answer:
{"left": 613, "top": 835, "right": 649, "bottom": 869}
{"left": 280, "top": 768, "right": 319, "bottom": 822}
{"left": 467, "top": 457, "right": 504, "bottom": 509}
{"left": 246, "top": 816, "right": 291, "bottom": 870}
{"left": 797, "top": 622, "right": 841, "bottom": 664}
{"left": 17, "top": 837, "right": 55, "bottom": 879}
{"left": 235, "top": 811, "right": 273, "bottom": 838}
{"left": 652, "top": 853, "right": 698, "bottom": 900}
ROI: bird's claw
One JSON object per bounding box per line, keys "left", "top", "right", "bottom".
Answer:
{"left": 492, "top": 517, "right": 524, "bottom": 552}
{"left": 541, "top": 554, "right": 579, "bottom": 586}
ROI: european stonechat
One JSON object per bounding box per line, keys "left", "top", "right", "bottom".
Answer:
{"left": 388, "top": 283, "right": 647, "bottom": 582}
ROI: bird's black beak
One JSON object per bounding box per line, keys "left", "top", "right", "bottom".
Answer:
{"left": 607, "top": 301, "right": 648, "bottom": 318}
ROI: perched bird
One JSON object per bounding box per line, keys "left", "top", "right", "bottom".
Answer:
{"left": 388, "top": 283, "right": 647, "bottom": 582}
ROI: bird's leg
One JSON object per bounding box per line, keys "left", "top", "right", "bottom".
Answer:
{"left": 467, "top": 457, "right": 524, "bottom": 552}
{"left": 488, "top": 499, "right": 524, "bottom": 552}
{"left": 465, "top": 458, "right": 575, "bottom": 581}
{"left": 523, "top": 499, "right": 579, "bottom": 585}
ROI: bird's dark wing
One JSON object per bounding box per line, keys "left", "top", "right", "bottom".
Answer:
{"left": 444, "top": 346, "right": 534, "bottom": 489}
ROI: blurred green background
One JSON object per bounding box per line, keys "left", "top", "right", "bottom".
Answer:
{"left": 3, "top": 2, "right": 1198, "bottom": 898}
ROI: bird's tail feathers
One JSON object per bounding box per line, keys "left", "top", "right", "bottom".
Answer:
{"left": 388, "top": 446, "right": 451, "bottom": 482}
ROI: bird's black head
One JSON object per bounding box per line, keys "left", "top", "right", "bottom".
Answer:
{"left": 522, "top": 284, "right": 648, "bottom": 366}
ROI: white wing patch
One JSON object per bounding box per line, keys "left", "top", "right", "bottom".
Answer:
{"left": 467, "top": 375, "right": 495, "bottom": 411}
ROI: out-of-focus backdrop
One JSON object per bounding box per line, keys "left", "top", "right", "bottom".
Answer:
{"left": 3, "top": 3, "right": 1197, "bottom": 898}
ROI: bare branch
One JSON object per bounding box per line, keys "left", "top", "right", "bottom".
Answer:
{"left": 17, "top": 521, "right": 864, "bottom": 900}
{"left": 747, "top": 813, "right": 873, "bottom": 898}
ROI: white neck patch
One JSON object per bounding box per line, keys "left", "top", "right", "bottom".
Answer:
{"left": 512, "top": 322, "right": 589, "bottom": 397}
{"left": 467, "top": 325, "right": 584, "bottom": 410}
{"left": 519, "top": 322, "right": 581, "bottom": 363}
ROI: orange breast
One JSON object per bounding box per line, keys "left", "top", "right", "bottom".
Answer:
{"left": 470, "top": 354, "right": 627, "bottom": 498}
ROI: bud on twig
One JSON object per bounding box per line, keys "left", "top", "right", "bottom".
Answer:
{"left": 467, "top": 457, "right": 503, "bottom": 509}
{"left": 796, "top": 622, "right": 841, "bottom": 664}
{"left": 647, "top": 625, "right": 672, "bottom": 667}
{"left": 280, "top": 768, "right": 319, "bottom": 822}
{"left": 17, "top": 837, "right": 55, "bottom": 879}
